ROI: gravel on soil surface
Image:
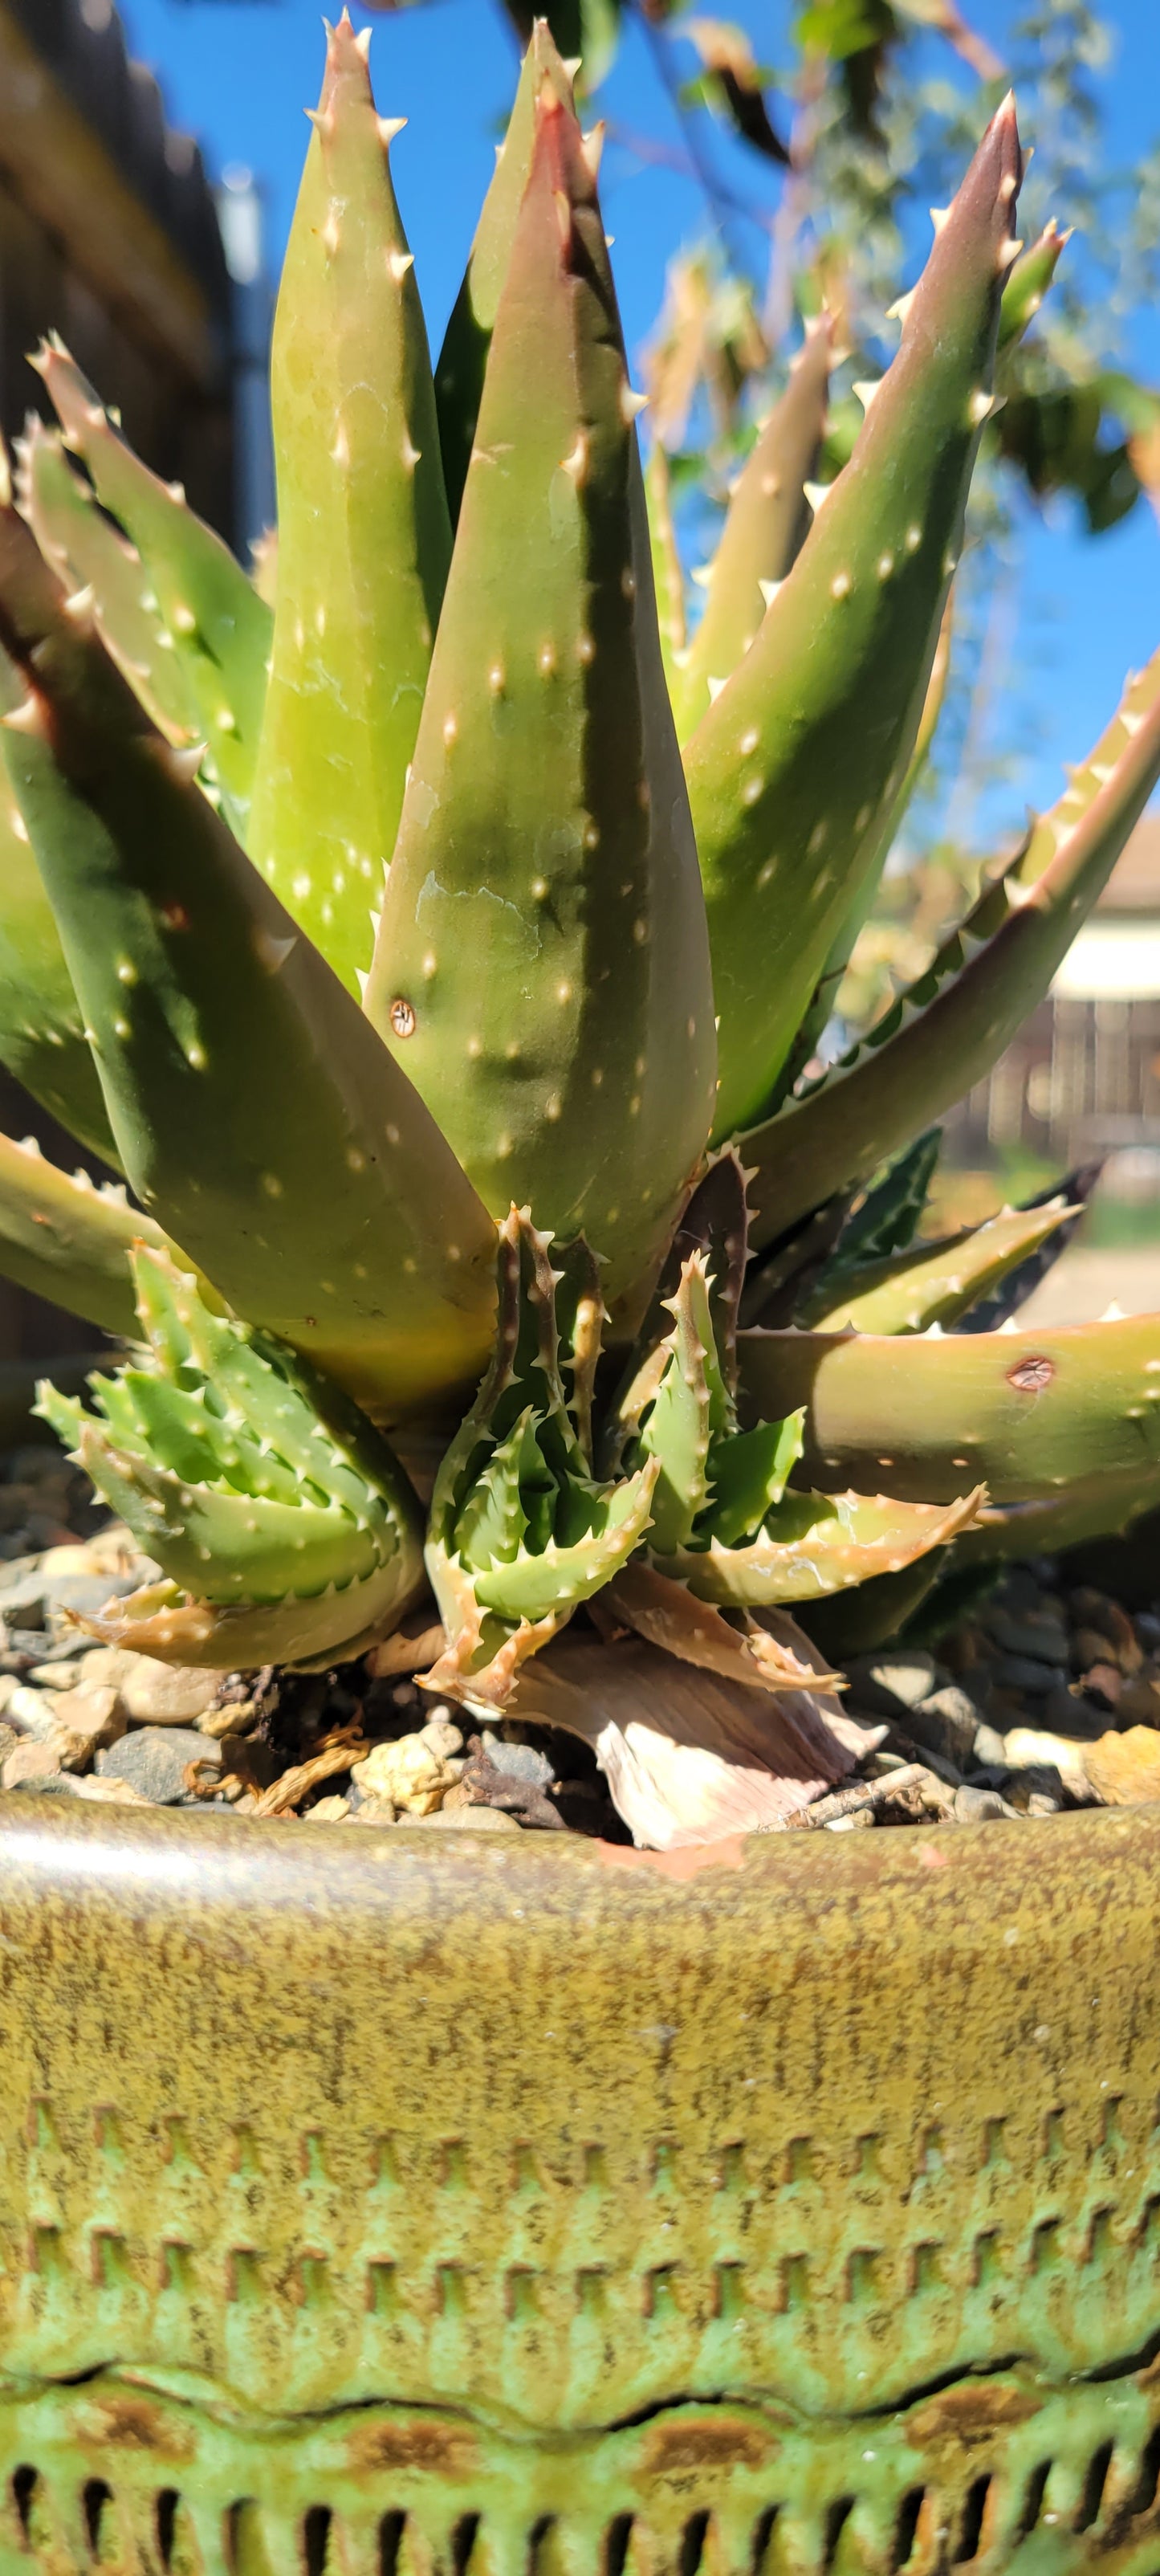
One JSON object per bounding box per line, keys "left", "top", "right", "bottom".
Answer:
{"left": 3, "top": 1441, "right": 1160, "bottom": 1842}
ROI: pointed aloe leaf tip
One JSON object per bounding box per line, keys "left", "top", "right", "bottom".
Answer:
{"left": 246, "top": 14, "right": 452, "bottom": 997}
{"left": 368, "top": 73, "right": 715, "bottom": 1323}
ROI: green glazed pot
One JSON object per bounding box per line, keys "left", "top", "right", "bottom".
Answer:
{"left": 2, "top": 1797, "right": 1160, "bottom": 2575}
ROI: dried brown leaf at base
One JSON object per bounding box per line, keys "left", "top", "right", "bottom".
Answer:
{"left": 599, "top": 1561, "right": 844, "bottom": 1696}
{"left": 507, "top": 1626, "right": 859, "bottom": 1848}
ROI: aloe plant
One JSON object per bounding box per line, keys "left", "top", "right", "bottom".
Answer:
{"left": 0, "top": 20, "right": 1158, "bottom": 1754}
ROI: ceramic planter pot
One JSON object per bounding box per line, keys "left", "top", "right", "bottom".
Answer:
{"left": 2, "top": 1797, "right": 1159, "bottom": 2576}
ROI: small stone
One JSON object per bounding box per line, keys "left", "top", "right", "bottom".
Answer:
{"left": 38, "top": 1543, "right": 103, "bottom": 1580}
{"left": 0, "top": 1673, "right": 18, "bottom": 1714}
{"left": 77, "top": 1646, "right": 140, "bottom": 1690}
{"left": 348, "top": 1796, "right": 397, "bottom": 1826}
{"left": 1117, "top": 1671, "right": 1160, "bottom": 1728}
{"left": 197, "top": 1698, "right": 257, "bottom": 1738}
{"left": 971, "top": 1722, "right": 1007, "bottom": 1768}
{"left": 979, "top": 1606, "right": 1069, "bottom": 1666}
{"left": 1084, "top": 1727, "right": 1160, "bottom": 1808}
{"left": 907, "top": 1686, "right": 979, "bottom": 1769}
{"left": 990, "top": 1653, "right": 1059, "bottom": 1697}
{"left": 350, "top": 1733, "right": 458, "bottom": 1815}
{"left": 119, "top": 1659, "right": 222, "bottom": 1725}
{"left": 480, "top": 1728, "right": 555, "bottom": 1787}
{"left": 1069, "top": 1591, "right": 1142, "bottom": 1673}
{"left": 30, "top": 1660, "right": 90, "bottom": 1690}
{"left": 1037, "top": 1678, "right": 1105, "bottom": 1739}
{"left": 953, "top": 1784, "right": 1011, "bottom": 1823}
{"left": 1003, "top": 1763, "right": 1066, "bottom": 1815}
{"left": 6, "top": 1685, "right": 65, "bottom": 1742}
{"left": 303, "top": 1794, "right": 349, "bottom": 1823}
{"left": 96, "top": 1726, "right": 222, "bottom": 1804}
{"left": 1, "top": 1739, "right": 60, "bottom": 1791}
{"left": 845, "top": 1651, "right": 938, "bottom": 1715}
{"left": 417, "top": 1712, "right": 464, "bottom": 1760}
{"left": 1003, "top": 1726, "right": 1090, "bottom": 1795}
{"left": 1081, "top": 1662, "right": 1122, "bottom": 1711}
{"left": 71, "top": 1774, "right": 156, "bottom": 1808}
{"left": 45, "top": 1685, "right": 125, "bottom": 1755}
{"left": 0, "top": 1573, "right": 47, "bottom": 1627}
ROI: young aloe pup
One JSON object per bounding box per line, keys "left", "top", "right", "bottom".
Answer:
{"left": 0, "top": 21, "right": 1158, "bottom": 1837}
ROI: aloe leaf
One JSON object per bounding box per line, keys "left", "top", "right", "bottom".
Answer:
{"left": 616, "top": 1148, "right": 751, "bottom": 1444}
{"left": 799, "top": 1200, "right": 1077, "bottom": 1335}
{"left": 0, "top": 501, "right": 497, "bottom": 1422}
{"left": 15, "top": 416, "right": 200, "bottom": 748}
{"left": 424, "top": 1209, "right": 657, "bottom": 1704}
{"left": 671, "top": 316, "right": 832, "bottom": 743}
{"left": 39, "top": 1246, "right": 425, "bottom": 1667}
{"left": 601, "top": 1561, "right": 841, "bottom": 1693}
{"left": 0, "top": 1131, "right": 166, "bottom": 1336}
{"left": 833, "top": 1128, "right": 942, "bottom": 1266}
{"left": 642, "top": 442, "right": 687, "bottom": 691}
{"left": 369, "top": 79, "right": 716, "bottom": 1324}
{"left": 738, "top": 1311, "right": 1160, "bottom": 1507}
{"left": 653, "top": 1485, "right": 983, "bottom": 1606}
{"left": 954, "top": 1162, "right": 1100, "bottom": 1333}
{"left": 0, "top": 643, "right": 118, "bottom": 1161}
{"left": 474, "top": 1469, "right": 657, "bottom": 1621}
{"left": 552, "top": 1233, "right": 604, "bottom": 1465}
{"left": 773, "top": 591, "right": 955, "bottom": 1107}
{"left": 703, "top": 1408, "right": 805, "bottom": 1546}
{"left": 770, "top": 239, "right": 1064, "bottom": 1111}
{"left": 434, "top": 26, "right": 577, "bottom": 521}
{"left": 31, "top": 339, "right": 270, "bottom": 841}
{"left": 684, "top": 97, "right": 1022, "bottom": 1135}
{"left": 742, "top": 639, "right": 1160, "bottom": 1247}
{"left": 998, "top": 218, "right": 1069, "bottom": 353}
{"left": 637, "top": 1256, "right": 718, "bottom": 1552}
{"left": 952, "top": 1465, "right": 1160, "bottom": 1564}
{"left": 247, "top": 18, "right": 452, "bottom": 999}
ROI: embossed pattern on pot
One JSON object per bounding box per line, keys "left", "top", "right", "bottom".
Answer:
{"left": 2, "top": 1804, "right": 1160, "bottom": 2433}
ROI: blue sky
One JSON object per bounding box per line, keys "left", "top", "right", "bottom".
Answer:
{"left": 117, "top": 0, "right": 1160, "bottom": 845}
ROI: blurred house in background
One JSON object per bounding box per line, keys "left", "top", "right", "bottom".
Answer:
{"left": 0, "top": 0, "right": 271, "bottom": 1370}
{"left": 948, "top": 814, "right": 1160, "bottom": 1204}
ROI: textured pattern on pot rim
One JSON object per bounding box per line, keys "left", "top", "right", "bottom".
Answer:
{"left": 3, "top": 2366, "right": 1160, "bottom": 2574}
{"left": 2, "top": 1801, "right": 1160, "bottom": 2435}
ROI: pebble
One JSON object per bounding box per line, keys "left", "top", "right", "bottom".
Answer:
{"left": 117, "top": 1658, "right": 222, "bottom": 1725}
{"left": 1002, "top": 1763, "right": 1067, "bottom": 1816}
{"left": 953, "top": 1784, "right": 1014, "bottom": 1824}
{"left": 350, "top": 1733, "right": 458, "bottom": 1816}
{"left": 6, "top": 1685, "right": 67, "bottom": 1743}
{"left": 480, "top": 1729, "right": 555, "bottom": 1787}
{"left": 303, "top": 1795, "right": 349, "bottom": 1824}
{"left": 845, "top": 1652, "right": 938, "bottom": 1716}
{"left": 979, "top": 1607, "right": 1069, "bottom": 1667}
{"left": 990, "top": 1654, "right": 1059, "bottom": 1697}
{"left": 904, "top": 1686, "right": 979, "bottom": 1771}
{"left": 417, "top": 1711, "right": 464, "bottom": 1761}
{"left": 45, "top": 1684, "right": 125, "bottom": 1755}
{"left": 0, "top": 1574, "right": 47, "bottom": 1628}
{"left": 1, "top": 1740, "right": 59, "bottom": 1791}
{"left": 1003, "top": 1727, "right": 1090, "bottom": 1800}
{"left": 96, "top": 1727, "right": 223, "bottom": 1805}
{"left": 1084, "top": 1728, "right": 1160, "bottom": 1808}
